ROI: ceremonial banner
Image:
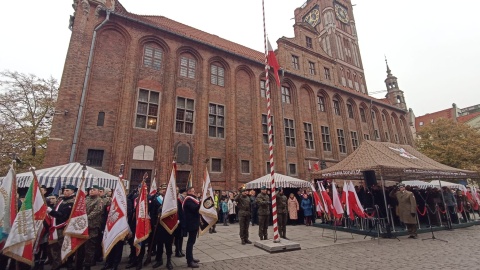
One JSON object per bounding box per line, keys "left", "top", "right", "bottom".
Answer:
{"left": 149, "top": 170, "right": 157, "bottom": 196}
{"left": 61, "top": 178, "right": 89, "bottom": 261}
{"left": 102, "top": 178, "right": 129, "bottom": 259}
{"left": 134, "top": 181, "right": 151, "bottom": 255}
{"left": 160, "top": 164, "right": 179, "bottom": 234}
{"left": 342, "top": 181, "right": 351, "bottom": 219}
{"left": 199, "top": 168, "right": 218, "bottom": 235}
{"left": 331, "top": 181, "right": 344, "bottom": 219}
{"left": 3, "top": 170, "right": 47, "bottom": 265}
{"left": 349, "top": 181, "right": 365, "bottom": 218}
{"left": 310, "top": 183, "right": 324, "bottom": 215}
{"left": 0, "top": 165, "right": 17, "bottom": 248}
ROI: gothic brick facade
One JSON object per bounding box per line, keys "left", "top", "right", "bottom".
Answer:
{"left": 44, "top": 0, "right": 414, "bottom": 189}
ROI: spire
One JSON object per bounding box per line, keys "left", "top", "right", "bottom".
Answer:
{"left": 385, "top": 55, "right": 391, "bottom": 76}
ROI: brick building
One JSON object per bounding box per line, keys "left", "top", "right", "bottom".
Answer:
{"left": 416, "top": 103, "right": 480, "bottom": 131}
{"left": 45, "top": 0, "right": 414, "bottom": 189}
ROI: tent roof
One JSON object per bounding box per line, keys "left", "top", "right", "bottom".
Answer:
{"left": 430, "top": 180, "right": 463, "bottom": 189}
{"left": 245, "top": 173, "right": 311, "bottom": 189}
{"left": 14, "top": 162, "right": 119, "bottom": 189}
{"left": 401, "top": 180, "right": 436, "bottom": 189}
{"left": 313, "top": 140, "right": 479, "bottom": 181}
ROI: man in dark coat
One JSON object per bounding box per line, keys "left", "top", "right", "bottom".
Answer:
{"left": 276, "top": 187, "right": 288, "bottom": 239}
{"left": 183, "top": 187, "right": 201, "bottom": 268}
{"left": 255, "top": 186, "right": 270, "bottom": 240}
{"left": 235, "top": 187, "right": 252, "bottom": 245}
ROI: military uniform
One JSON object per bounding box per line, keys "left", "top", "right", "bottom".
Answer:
{"left": 76, "top": 192, "right": 104, "bottom": 269}
{"left": 235, "top": 190, "right": 252, "bottom": 244}
{"left": 48, "top": 193, "right": 75, "bottom": 270}
{"left": 276, "top": 190, "right": 288, "bottom": 239}
{"left": 256, "top": 190, "right": 270, "bottom": 240}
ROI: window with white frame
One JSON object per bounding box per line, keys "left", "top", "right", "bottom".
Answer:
{"left": 318, "top": 96, "right": 326, "bottom": 112}
{"left": 175, "top": 97, "right": 194, "bottom": 134}
{"left": 304, "top": 122, "right": 314, "bottom": 149}
{"left": 281, "top": 86, "right": 291, "bottom": 104}
{"left": 135, "top": 89, "right": 159, "bottom": 130}
{"left": 260, "top": 80, "right": 266, "bottom": 98}
{"left": 337, "top": 129, "right": 346, "bottom": 153}
{"left": 208, "top": 103, "right": 224, "bottom": 138}
{"left": 284, "top": 118, "right": 296, "bottom": 147}
{"left": 143, "top": 45, "right": 162, "bottom": 70}
{"left": 321, "top": 126, "right": 332, "bottom": 151}
{"left": 210, "top": 64, "right": 225, "bottom": 86}
{"left": 179, "top": 56, "right": 196, "bottom": 79}
{"left": 351, "top": 131, "right": 359, "bottom": 150}
{"left": 262, "top": 114, "right": 274, "bottom": 144}
{"left": 333, "top": 99, "right": 341, "bottom": 115}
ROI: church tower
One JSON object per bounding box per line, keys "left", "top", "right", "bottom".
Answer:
{"left": 384, "top": 58, "right": 407, "bottom": 110}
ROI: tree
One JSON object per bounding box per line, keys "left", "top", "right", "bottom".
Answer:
{"left": 0, "top": 70, "right": 58, "bottom": 175}
{"left": 416, "top": 118, "right": 480, "bottom": 174}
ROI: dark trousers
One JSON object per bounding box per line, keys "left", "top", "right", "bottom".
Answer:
{"left": 251, "top": 208, "right": 258, "bottom": 225}
{"left": 76, "top": 228, "right": 99, "bottom": 267}
{"left": 278, "top": 213, "right": 287, "bottom": 237}
{"left": 173, "top": 226, "right": 184, "bottom": 253}
{"left": 406, "top": 223, "right": 417, "bottom": 236}
{"left": 105, "top": 241, "right": 124, "bottom": 268}
{"left": 258, "top": 215, "right": 269, "bottom": 239}
{"left": 239, "top": 215, "right": 251, "bottom": 241}
{"left": 186, "top": 230, "right": 198, "bottom": 264}
{"left": 155, "top": 225, "right": 173, "bottom": 261}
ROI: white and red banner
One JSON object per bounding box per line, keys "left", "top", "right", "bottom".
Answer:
{"left": 310, "top": 183, "right": 324, "bottom": 215}
{"left": 149, "top": 170, "right": 157, "bottom": 196}
{"left": 349, "top": 181, "right": 365, "bottom": 218}
{"left": 160, "top": 163, "right": 179, "bottom": 234}
{"left": 0, "top": 165, "right": 17, "bottom": 249}
{"left": 267, "top": 38, "right": 281, "bottom": 86}
{"left": 134, "top": 181, "right": 151, "bottom": 255}
{"left": 318, "top": 182, "right": 331, "bottom": 215}
{"left": 331, "top": 181, "right": 344, "bottom": 219}
{"left": 199, "top": 168, "right": 218, "bottom": 235}
{"left": 102, "top": 178, "right": 129, "bottom": 259}
{"left": 3, "top": 169, "right": 47, "bottom": 265}
{"left": 61, "top": 178, "right": 89, "bottom": 261}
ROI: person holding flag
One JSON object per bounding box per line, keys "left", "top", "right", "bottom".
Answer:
{"left": 0, "top": 165, "right": 17, "bottom": 269}
{"left": 199, "top": 168, "right": 219, "bottom": 236}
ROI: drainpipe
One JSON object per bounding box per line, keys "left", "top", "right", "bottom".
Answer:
{"left": 70, "top": 10, "right": 111, "bottom": 162}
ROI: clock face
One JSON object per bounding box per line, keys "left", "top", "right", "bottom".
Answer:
{"left": 303, "top": 7, "right": 320, "bottom": 27}
{"left": 334, "top": 4, "right": 349, "bottom": 24}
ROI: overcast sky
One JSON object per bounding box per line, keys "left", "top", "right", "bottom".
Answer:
{"left": 1, "top": 0, "right": 479, "bottom": 116}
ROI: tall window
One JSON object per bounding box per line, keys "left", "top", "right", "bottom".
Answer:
{"left": 337, "top": 129, "right": 346, "bottom": 153}
{"left": 87, "top": 149, "right": 104, "bottom": 167}
{"left": 394, "top": 134, "right": 399, "bottom": 143}
{"left": 260, "top": 80, "right": 266, "bottom": 98}
{"left": 135, "top": 89, "right": 159, "bottom": 130}
{"left": 266, "top": 161, "right": 271, "bottom": 174}
{"left": 208, "top": 103, "right": 224, "bottom": 138}
{"left": 306, "top": 36, "right": 313, "bottom": 49}
{"left": 308, "top": 61, "right": 316, "bottom": 75}
{"left": 360, "top": 108, "right": 366, "bottom": 122}
{"left": 281, "top": 86, "right": 291, "bottom": 104}
{"left": 371, "top": 111, "right": 376, "bottom": 119}
{"left": 364, "top": 134, "right": 370, "bottom": 140}
{"left": 317, "top": 96, "right": 326, "bottom": 112}
{"left": 210, "top": 64, "right": 225, "bottom": 86}
{"left": 211, "top": 158, "right": 222, "bottom": 172}
{"left": 347, "top": 103, "right": 354, "bottom": 118}
{"left": 382, "top": 113, "right": 386, "bottom": 122}
{"left": 262, "top": 114, "right": 274, "bottom": 144}
{"left": 324, "top": 67, "right": 331, "bottom": 80}
{"left": 284, "top": 118, "right": 296, "bottom": 147}
{"left": 304, "top": 122, "right": 314, "bottom": 149}
{"left": 179, "top": 56, "right": 196, "bottom": 79}
{"left": 143, "top": 45, "right": 162, "bottom": 70}
{"left": 333, "top": 99, "right": 341, "bottom": 115}
{"left": 292, "top": 55, "right": 299, "bottom": 69}
{"left": 97, "top": 112, "right": 105, "bottom": 126}
{"left": 351, "top": 131, "right": 359, "bottom": 150}
{"left": 374, "top": 129, "right": 379, "bottom": 140}
{"left": 385, "top": 132, "right": 389, "bottom": 140}
{"left": 289, "top": 164, "right": 297, "bottom": 175}
{"left": 175, "top": 97, "right": 194, "bottom": 134}
{"left": 321, "top": 126, "right": 332, "bottom": 151}
{"left": 241, "top": 160, "right": 250, "bottom": 174}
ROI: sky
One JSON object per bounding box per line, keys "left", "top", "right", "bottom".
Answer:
{"left": 0, "top": 0, "right": 479, "bottom": 116}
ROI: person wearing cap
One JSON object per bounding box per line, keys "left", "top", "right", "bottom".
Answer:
{"left": 47, "top": 184, "right": 77, "bottom": 270}
{"left": 389, "top": 183, "right": 418, "bottom": 238}
{"left": 235, "top": 186, "right": 252, "bottom": 245}
{"left": 256, "top": 186, "right": 270, "bottom": 240}
{"left": 40, "top": 185, "right": 48, "bottom": 196}
{"left": 276, "top": 187, "right": 288, "bottom": 239}
{"left": 76, "top": 185, "right": 105, "bottom": 270}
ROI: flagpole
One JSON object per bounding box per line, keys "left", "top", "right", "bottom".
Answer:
{"left": 262, "top": 0, "right": 279, "bottom": 243}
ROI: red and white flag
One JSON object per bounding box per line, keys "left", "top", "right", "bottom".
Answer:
{"left": 331, "top": 181, "right": 344, "bottom": 219}
{"left": 310, "top": 183, "right": 324, "bottom": 215}
{"left": 349, "top": 181, "right": 365, "bottom": 218}
{"left": 341, "top": 181, "right": 351, "bottom": 219}
{"left": 3, "top": 169, "right": 47, "bottom": 266}
{"left": 199, "top": 168, "right": 218, "bottom": 235}
{"left": 102, "top": 178, "right": 129, "bottom": 259}
{"left": 0, "top": 165, "right": 17, "bottom": 249}
{"left": 313, "top": 161, "right": 320, "bottom": 171}
{"left": 267, "top": 38, "right": 281, "bottom": 86}
{"left": 160, "top": 163, "right": 179, "bottom": 234}
{"left": 61, "top": 178, "right": 89, "bottom": 261}
{"left": 318, "top": 182, "right": 331, "bottom": 214}
{"left": 134, "top": 181, "right": 151, "bottom": 255}
{"left": 308, "top": 161, "right": 312, "bottom": 171}
{"left": 149, "top": 170, "right": 158, "bottom": 196}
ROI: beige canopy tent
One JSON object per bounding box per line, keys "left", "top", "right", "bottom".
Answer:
{"left": 245, "top": 173, "right": 311, "bottom": 189}
{"left": 313, "top": 140, "right": 479, "bottom": 181}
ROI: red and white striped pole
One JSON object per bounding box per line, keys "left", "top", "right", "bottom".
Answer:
{"left": 262, "top": 0, "right": 279, "bottom": 243}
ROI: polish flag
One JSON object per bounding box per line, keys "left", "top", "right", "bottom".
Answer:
{"left": 331, "top": 182, "right": 344, "bottom": 219}
{"left": 310, "top": 183, "right": 324, "bottom": 214}
{"left": 342, "top": 181, "right": 351, "bottom": 219}
{"left": 134, "top": 181, "right": 151, "bottom": 255}
{"left": 313, "top": 161, "right": 320, "bottom": 171}
{"left": 267, "top": 38, "right": 281, "bottom": 86}
{"left": 318, "top": 182, "right": 331, "bottom": 214}
{"left": 350, "top": 181, "right": 365, "bottom": 218}
{"left": 308, "top": 161, "right": 312, "bottom": 171}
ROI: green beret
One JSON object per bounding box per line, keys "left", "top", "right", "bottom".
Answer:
{"left": 261, "top": 186, "right": 267, "bottom": 190}
{"left": 65, "top": 184, "right": 77, "bottom": 191}
{"left": 91, "top": 185, "right": 101, "bottom": 190}
{"left": 98, "top": 186, "right": 105, "bottom": 191}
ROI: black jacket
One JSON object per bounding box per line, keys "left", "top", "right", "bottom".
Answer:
{"left": 49, "top": 195, "right": 75, "bottom": 225}
{"left": 183, "top": 195, "right": 200, "bottom": 232}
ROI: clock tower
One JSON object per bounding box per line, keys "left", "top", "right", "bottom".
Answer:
{"left": 294, "top": 0, "right": 367, "bottom": 94}
{"left": 384, "top": 59, "right": 407, "bottom": 110}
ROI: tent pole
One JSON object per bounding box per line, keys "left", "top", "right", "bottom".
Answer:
{"left": 381, "top": 173, "right": 391, "bottom": 225}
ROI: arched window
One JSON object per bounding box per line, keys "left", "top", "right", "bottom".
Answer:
{"left": 210, "top": 63, "right": 225, "bottom": 86}
{"left": 179, "top": 54, "right": 196, "bottom": 79}
{"left": 143, "top": 44, "right": 163, "bottom": 70}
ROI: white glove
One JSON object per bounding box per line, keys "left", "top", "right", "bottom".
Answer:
{"left": 47, "top": 207, "right": 52, "bottom": 213}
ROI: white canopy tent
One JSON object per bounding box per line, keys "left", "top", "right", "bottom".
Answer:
{"left": 13, "top": 162, "right": 120, "bottom": 189}
{"left": 430, "top": 180, "right": 463, "bottom": 189}
{"left": 245, "top": 173, "right": 311, "bottom": 189}
{"left": 401, "top": 180, "right": 436, "bottom": 189}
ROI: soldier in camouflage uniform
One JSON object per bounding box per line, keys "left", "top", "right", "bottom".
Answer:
{"left": 255, "top": 186, "right": 270, "bottom": 240}
{"left": 76, "top": 185, "right": 105, "bottom": 270}
{"left": 47, "top": 185, "right": 76, "bottom": 270}
{"left": 276, "top": 187, "right": 288, "bottom": 239}
{"left": 235, "top": 187, "right": 252, "bottom": 245}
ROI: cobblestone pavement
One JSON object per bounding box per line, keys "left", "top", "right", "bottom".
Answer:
{"left": 42, "top": 221, "right": 479, "bottom": 269}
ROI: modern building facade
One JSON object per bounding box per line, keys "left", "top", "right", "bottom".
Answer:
{"left": 45, "top": 0, "right": 414, "bottom": 189}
